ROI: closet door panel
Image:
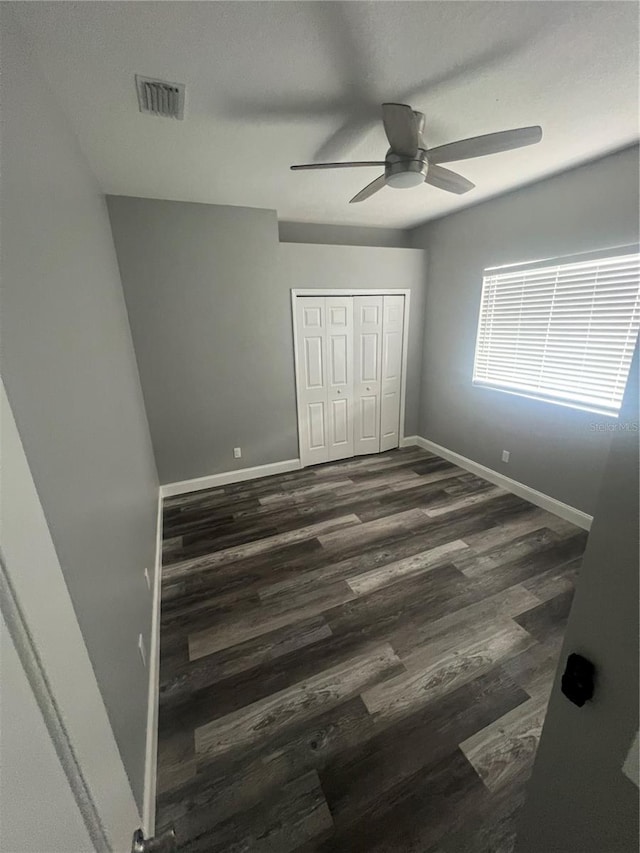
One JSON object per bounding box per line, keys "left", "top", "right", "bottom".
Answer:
{"left": 326, "top": 296, "right": 354, "bottom": 460}
{"left": 380, "top": 294, "right": 405, "bottom": 451}
{"left": 308, "top": 402, "right": 327, "bottom": 450}
{"left": 360, "top": 394, "right": 378, "bottom": 439}
{"left": 353, "top": 296, "right": 383, "bottom": 455}
{"left": 331, "top": 398, "right": 349, "bottom": 445}
{"left": 304, "top": 336, "right": 324, "bottom": 388}
{"left": 295, "top": 297, "right": 329, "bottom": 466}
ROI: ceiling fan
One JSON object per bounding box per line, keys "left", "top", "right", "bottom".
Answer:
{"left": 290, "top": 103, "right": 542, "bottom": 204}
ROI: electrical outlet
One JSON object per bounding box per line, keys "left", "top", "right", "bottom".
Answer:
{"left": 502, "top": 450, "right": 510, "bottom": 463}
{"left": 233, "top": 447, "right": 242, "bottom": 459}
{"left": 144, "top": 567, "right": 151, "bottom": 591}
{"left": 138, "top": 633, "right": 146, "bottom": 668}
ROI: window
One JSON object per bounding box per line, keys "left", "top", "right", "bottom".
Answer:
{"left": 473, "top": 248, "right": 640, "bottom": 416}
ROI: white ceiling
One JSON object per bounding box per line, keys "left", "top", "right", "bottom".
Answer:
{"left": 15, "top": 1, "right": 639, "bottom": 229}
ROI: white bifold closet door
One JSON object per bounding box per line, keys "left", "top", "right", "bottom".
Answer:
{"left": 380, "top": 294, "right": 405, "bottom": 452}
{"left": 326, "top": 297, "right": 354, "bottom": 460}
{"left": 353, "top": 295, "right": 383, "bottom": 455}
{"left": 295, "top": 296, "right": 355, "bottom": 465}
{"left": 295, "top": 294, "right": 404, "bottom": 466}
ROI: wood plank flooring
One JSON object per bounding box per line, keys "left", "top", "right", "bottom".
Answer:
{"left": 156, "top": 447, "right": 587, "bottom": 852}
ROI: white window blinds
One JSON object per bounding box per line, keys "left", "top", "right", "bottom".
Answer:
{"left": 473, "top": 249, "right": 640, "bottom": 415}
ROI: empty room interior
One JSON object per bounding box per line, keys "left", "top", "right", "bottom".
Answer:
{"left": 1, "top": 2, "right": 639, "bottom": 852}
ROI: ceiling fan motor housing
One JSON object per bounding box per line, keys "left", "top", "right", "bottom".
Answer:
{"left": 385, "top": 149, "right": 428, "bottom": 188}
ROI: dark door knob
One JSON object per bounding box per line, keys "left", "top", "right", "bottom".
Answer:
{"left": 561, "top": 653, "right": 595, "bottom": 707}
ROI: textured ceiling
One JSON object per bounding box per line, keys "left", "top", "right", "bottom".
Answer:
{"left": 14, "top": 1, "right": 640, "bottom": 228}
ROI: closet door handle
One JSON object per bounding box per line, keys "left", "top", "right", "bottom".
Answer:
{"left": 366, "top": 386, "right": 371, "bottom": 391}
{"left": 336, "top": 389, "right": 342, "bottom": 394}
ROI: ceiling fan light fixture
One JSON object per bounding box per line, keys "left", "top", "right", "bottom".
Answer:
{"left": 386, "top": 170, "right": 425, "bottom": 189}
{"left": 385, "top": 157, "right": 427, "bottom": 189}
{"left": 290, "top": 103, "right": 543, "bottom": 205}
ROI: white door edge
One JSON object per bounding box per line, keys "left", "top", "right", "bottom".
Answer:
{"left": 0, "top": 381, "right": 140, "bottom": 852}
{"left": 142, "top": 490, "right": 163, "bottom": 836}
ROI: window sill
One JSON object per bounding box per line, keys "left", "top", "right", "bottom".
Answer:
{"left": 471, "top": 381, "right": 620, "bottom": 419}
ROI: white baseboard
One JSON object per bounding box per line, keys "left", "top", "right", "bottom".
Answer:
{"left": 399, "top": 435, "right": 420, "bottom": 448}
{"left": 402, "top": 435, "right": 593, "bottom": 531}
{"left": 142, "top": 491, "right": 163, "bottom": 835}
{"left": 160, "top": 458, "right": 302, "bottom": 499}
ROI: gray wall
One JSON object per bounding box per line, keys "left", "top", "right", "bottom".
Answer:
{"left": 515, "top": 341, "right": 639, "bottom": 852}
{"left": 0, "top": 10, "right": 158, "bottom": 809}
{"left": 279, "top": 221, "right": 410, "bottom": 248}
{"left": 108, "top": 197, "right": 282, "bottom": 484}
{"left": 409, "top": 145, "right": 640, "bottom": 515}
{"left": 107, "top": 196, "right": 426, "bottom": 484}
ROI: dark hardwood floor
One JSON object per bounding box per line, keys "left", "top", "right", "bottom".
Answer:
{"left": 156, "top": 447, "right": 587, "bottom": 852}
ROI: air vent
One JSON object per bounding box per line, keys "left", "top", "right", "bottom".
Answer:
{"left": 135, "top": 75, "right": 185, "bottom": 120}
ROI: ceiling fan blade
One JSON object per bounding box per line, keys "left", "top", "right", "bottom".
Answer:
{"left": 349, "top": 174, "right": 386, "bottom": 204}
{"left": 290, "top": 161, "right": 385, "bottom": 171}
{"left": 381, "top": 103, "right": 419, "bottom": 158}
{"left": 425, "top": 164, "right": 475, "bottom": 195}
{"left": 427, "top": 126, "right": 542, "bottom": 164}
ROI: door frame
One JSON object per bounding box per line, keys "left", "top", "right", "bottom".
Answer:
{"left": 0, "top": 380, "right": 144, "bottom": 852}
{"left": 291, "top": 289, "right": 411, "bottom": 467}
